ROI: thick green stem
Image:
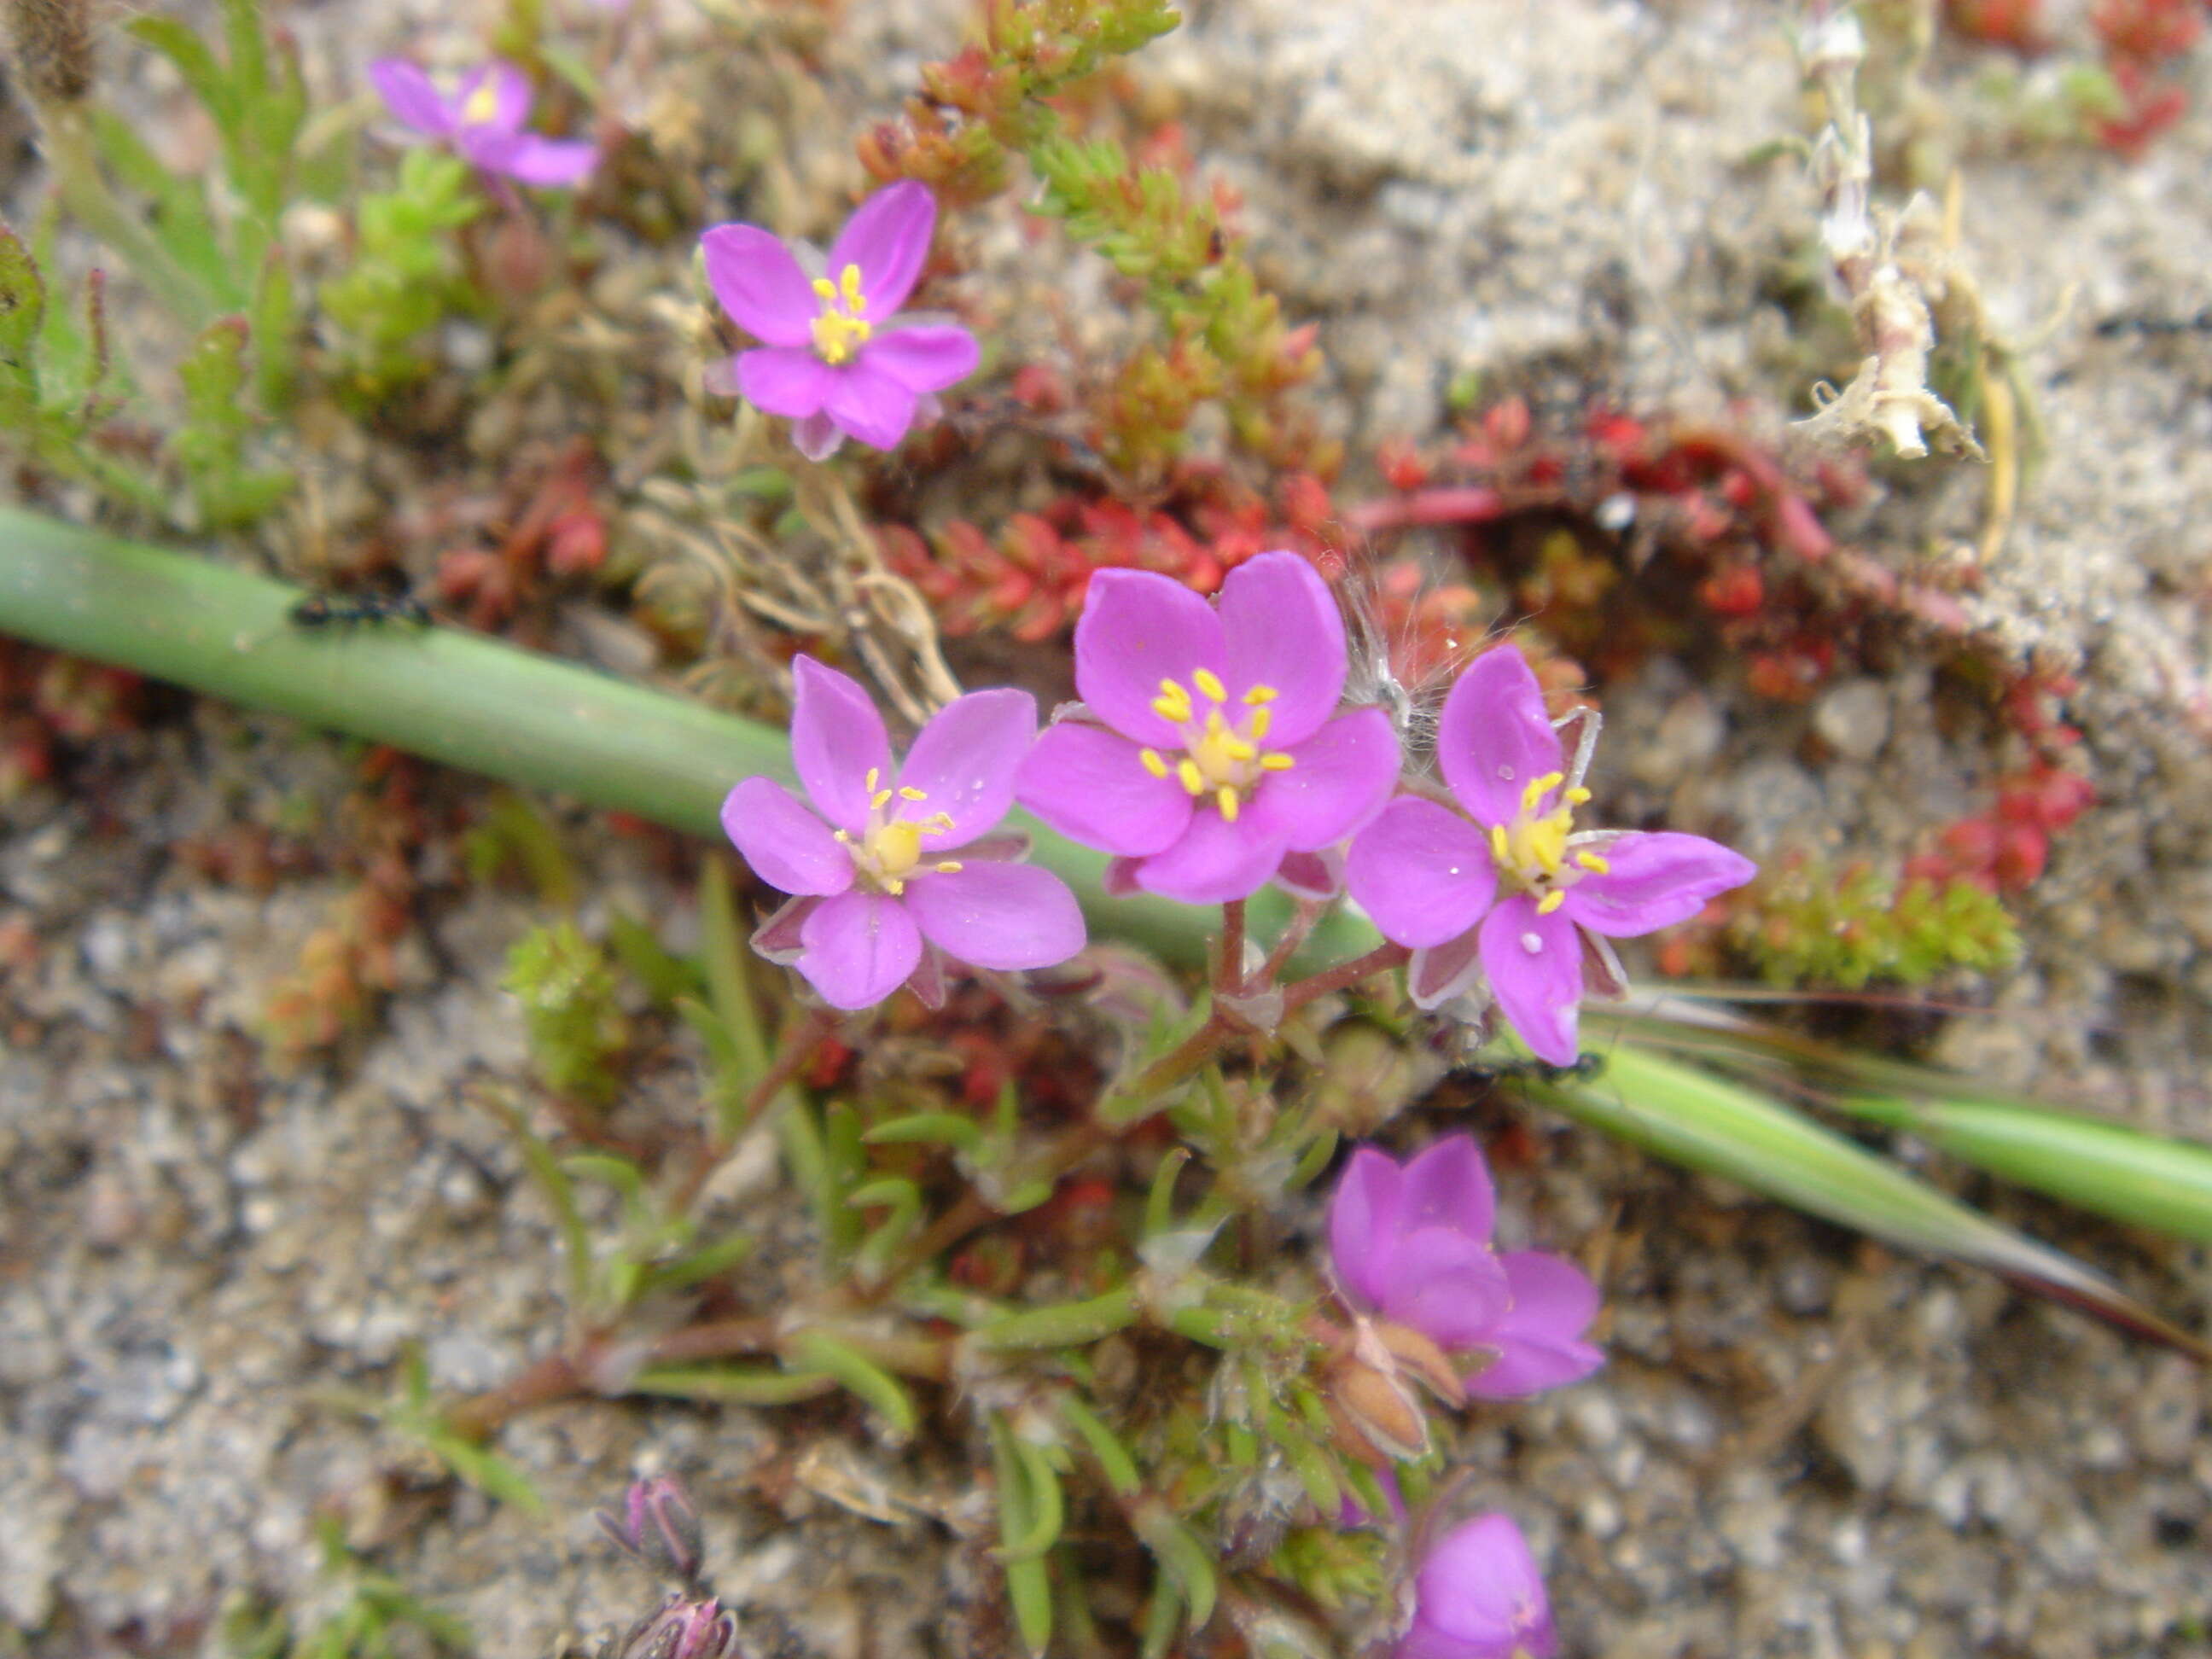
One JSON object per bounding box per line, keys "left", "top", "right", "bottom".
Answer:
{"left": 0, "top": 507, "right": 1382, "bottom": 972}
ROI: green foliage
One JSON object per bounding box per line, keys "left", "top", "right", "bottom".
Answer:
{"left": 176, "top": 318, "right": 294, "bottom": 529}
{"left": 1738, "top": 860, "right": 2020, "bottom": 988}
{"left": 222, "top": 1517, "right": 473, "bottom": 1659}
{"left": 320, "top": 151, "right": 486, "bottom": 399}
{"left": 503, "top": 921, "right": 631, "bottom": 1105}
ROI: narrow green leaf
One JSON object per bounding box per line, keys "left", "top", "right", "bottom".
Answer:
{"left": 991, "top": 1416, "right": 1055, "bottom": 1657}
{"left": 0, "top": 225, "right": 47, "bottom": 426}
{"left": 629, "top": 1364, "right": 836, "bottom": 1405}
{"left": 1138, "top": 1575, "right": 1181, "bottom": 1659}
{"left": 863, "top": 1112, "right": 985, "bottom": 1152}
{"left": 996, "top": 1437, "right": 1066, "bottom": 1563}
{"left": 974, "top": 1286, "right": 1140, "bottom": 1351}
{"left": 425, "top": 1429, "right": 545, "bottom": 1515}
{"left": 642, "top": 1228, "right": 754, "bottom": 1293}
{"left": 1057, "top": 1395, "right": 1142, "bottom": 1496}
{"left": 1528, "top": 1044, "right": 2210, "bottom": 1359}
{"left": 785, "top": 1330, "right": 918, "bottom": 1435}
{"left": 1144, "top": 1146, "right": 1190, "bottom": 1238}
{"left": 1134, "top": 1507, "right": 1218, "bottom": 1632}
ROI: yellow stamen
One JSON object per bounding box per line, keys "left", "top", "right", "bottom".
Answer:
{"left": 1575, "top": 851, "right": 1611, "bottom": 875}
{"left": 1566, "top": 786, "right": 1592, "bottom": 805}
{"left": 1259, "top": 753, "right": 1295, "bottom": 771}
{"left": 1521, "top": 772, "right": 1564, "bottom": 814}
{"left": 1192, "top": 667, "right": 1226, "bottom": 702}
{"left": 1536, "top": 889, "right": 1566, "bottom": 914}
{"left": 864, "top": 767, "right": 881, "bottom": 791}
{"left": 1249, "top": 706, "right": 1272, "bottom": 742}
{"left": 1217, "top": 786, "right": 1240, "bottom": 822}
{"left": 1222, "top": 736, "right": 1258, "bottom": 762}
{"left": 812, "top": 276, "right": 838, "bottom": 303}
{"left": 1176, "top": 760, "right": 1205, "bottom": 796}
{"left": 1152, "top": 678, "right": 1193, "bottom": 723}
{"left": 1138, "top": 748, "right": 1171, "bottom": 779}
{"left": 1489, "top": 824, "right": 1511, "bottom": 864}
{"left": 461, "top": 79, "right": 502, "bottom": 125}
{"left": 1242, "top": 685, "right": 1278, "bottom": 706}
{"left": 870, "top": 788, "right": 894, "bottom": 810}
{"left": 934, "top": 860, "right": 963, "bottom": 874}
{"left": 841, "top": 264, "right": 866, "bottom": 311}
{"left": 898, "top": 786, "right": 927, "bottom": 801}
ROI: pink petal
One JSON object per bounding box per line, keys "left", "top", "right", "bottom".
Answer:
{"left": 1072, "top": 569, "right": 1226, "bottom": 748}
{"left": 1346, "top": 797, "right": 1498, "bottom": 949}
{"left": 791, "top": 411, "right": 843, "bottom": 460}
{"left": 1016, "top": 723, "right": 1194, "bottom": 857}
{"left": 1396, "top": 1133, "right": 1497, "bottom": 1246}
{"left": 455, "top": 61, "right": 533, "bottom": 134}
{"left": 1376, "top": 1228, "right": 1512, "bottom": 1350}
{"left": 904, "top": 861, "right": 1086, "bottom": 971}
{"left": 701, "top": 224, "right": 819, "bottom": 347}
{"left": 789, "top": 655, "right": 891, "bottom": 834}
{"left": 1560, "top": 830, "right": 1756, "bottom": 938}
{"left": 1476, "top": 895, "right": 1583, "bottom": 1068}
{"left": 1406, "top": 1512, "right": 1555, "bottom": 1659}
{"left": 796, "top": 890, "right": 921, "bottom": 1010}
{"left": 1272, "top": 845, "right": 1342, "bottom": 900}
{"left": 1327, "top": 1146, "right": 1406, "bottom": 1312}
{"left": 1464, "top": 1252, "right": 1604, "bottom": 1400}
{"left": 736, "top": 346, "right": 837, "bottom": 419}
{"left": 897, "top": 687, "right": 1034, "bottom": 849}
{"left": 826, "top": 180, "right": 935, "bottom": 316}
{"left": 369, "top": 59, "right": 454, "bottom": 136}
{"left": 749, "top": 894, "right": 812, "bottom": 964}
{"left": 1247, "top": 707, "right": 1401, "bottom": 852}
{"left": 1215, "top": 551, "right": 1346, "bottom": 747}
{"left": 862, "top": 325, "right": 979, "bottom": 394}
{"left": 721, "top": 777, "right": 854, "bottom": 897}
{"left": 1408, "top": 927, "right": 1487, "bottom": 1010}
{"left": 1437, "top": 646, "right": 1565, "bottom": 828}
{"left": 823, "top": 362, "right": 920, "bottom": 451}
{"left": 1132, "top": 809, "right": 1289, "bottom": 905}
{"left": 488, "top": 134, "right": 599, "bottom": 187}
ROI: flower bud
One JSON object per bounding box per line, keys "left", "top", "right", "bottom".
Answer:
{"left": 596, "top": 1476, "right": 706, "bottom": 1586}
{"left": 616, "top": 1593, "right": 740, "bottom": 1659}
{"left": 1323, "top": 1351, "right": 1430, "bottom": 1466}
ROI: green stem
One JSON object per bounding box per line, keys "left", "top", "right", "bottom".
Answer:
{"left": 0, "top": 507, "right": 1382, "bottom": 972}
{"left": 41, "top": 107, "right": 218, "bottom": 327}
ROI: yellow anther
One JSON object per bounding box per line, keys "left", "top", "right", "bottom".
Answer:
{"left": 924, "top": 812, "right": 956, "bottom": 835}
{"left": 864, "top": 768, "right": 881, "bottom": 791}
{"left": 840, "top": 264, "right": 867, "bottom": 311}
{"left": 1566, "top": 786, "right": 1592, "bottom": 805}
{"left": 1521, "top": 772, "right": 1565, "bottom": 814}
{"left": 1203, "top": 707, "right": 1228, "bottom": 736}
{"left": 1138, "top": 748, "right": 1171, "bottom": 779}
{"left": 934, "top": 860, "right": 963, "bottom": 874}
{"left": 832, "top": 829, "right": 853, "bottom": 844}
{"left": 1192, "top": 667, "right": 1227, "bottom": 702}
{"left": 812, "top": 276, "right": 838, "bottom": 302}
{"left": 1259, "top": 753, "right": 1295, "bottom": 771}
{"left": 898, "top": 786, "right": 928, "bottom": 801}
{"left": 1217, "top": 786, "right": 1240, "bottom": 823}
{"left": 870, "top": 788, "right": 894, "bottom": 810}
{"left": 1522, "top": 816, "right": 1568, "bottom": 876}
{"left": 1176, "top": 760, "right": 1205, "bottom": 796}
{"left": 1537, "top": 889, "right": 1566, "bottom": 914}
{"left": 1575, "top": 851, "right": 1611, "bottom": 875}
{"left": 1249, "top": 706, "right": 1272, "bottom": 742}
{"left": 1222, "top": 737, "right": 1258, "bottom": 762}
{"left": 461, "top": 79, "right": 502, "bottom": 125}
{"left": 1490, "top": 824, "right": 1511, "bottom": 864}
{"left": 883, "top": 877, "right": 905, "bottom": 896}
{"left": 1152, "top": 678, "right": 1193, "bottom": 722}
{"left": 1242, "top": 684, "right": 1278, "bottom": 706}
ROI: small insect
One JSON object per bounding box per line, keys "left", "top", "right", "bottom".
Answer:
{"left": 2093, "top": 307, "right": 2212, "bottom": 338}
{"left": 288, "top": 590, "right": 432, "bottom": 631}
{"left": 1459, "top": 1051, "right": 1608, "bottom": 1087}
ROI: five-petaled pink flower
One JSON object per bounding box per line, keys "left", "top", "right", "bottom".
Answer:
{"left": 1396, "top": 1511, "right": 1557, "bottom": 1659}
{"left": 1016, "top": 552, "right": 1401, "bottom": 905}
{"left": 1330, "top": 1136, "right": 1603, "bottom": 1400}
{"left": 1345, "top": 644, "right": 1755, "bottom": 1065}
{"left": 369, "top": 59, "right": 599, "bottom": 188}
{"left": 722, "top": 657, "right": 1086, "bottom": 1010}
{"left": 701, "top": 183, "right": 979, "bottom": 461}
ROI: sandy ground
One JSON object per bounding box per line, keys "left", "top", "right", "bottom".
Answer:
{"left": 2, "top": 0, "right": 2209, "bottom": 1655}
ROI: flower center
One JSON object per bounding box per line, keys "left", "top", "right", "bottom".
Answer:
{"left": 460, "top": 79, "right": 502, "bottom": 127}
{"left": 1487, "top": 772, "right": 1609, "bottom": 914}
{"left": 1136, "top": 669, "right": 1296, "bottom": 824}
{"left": 809, "top": 264, "right": 873, "bottom": 366}
{"left": 835, "top": 768, "right": 961, "bottom": 896}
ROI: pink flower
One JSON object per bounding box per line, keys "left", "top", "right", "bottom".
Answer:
{"left": 722, "top": 657, "right": 1085, "bottom": 1010}
{"left": 1344, "top": 644, "right": 1755, "bottom": 1065}
{"left": 1330, "top": 1136, "right": 1602, "bottom": 1400}
{"left": 368, "top": 59, "right": 599, "bottom": 188}
{"left": 700, "top": 183, "right": 979, "bottom": 460}
{"left": 1015, "top": 553, "right": 1402, "bottom": 905}
{"left": 1397, "top": 1512, "right": 1557, "bottom": 1659}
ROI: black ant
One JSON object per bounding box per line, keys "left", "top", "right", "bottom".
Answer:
{"left": 288, "top": 590, "right": 432, "bottom": 632}
{"left": 1458, "top": 1051, "right": 1607, "bottom": 1087}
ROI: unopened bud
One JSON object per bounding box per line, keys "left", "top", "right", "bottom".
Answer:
{"left": 1323, "top": 1353, "right": 1430, "bottom": 1465}
{"left": 616, "top": 1593, "right": 740, "bottom": 1659}
{"left": 3, "top": 0, "right": 92, "bottom": 108}
{"left": 596, "top": 1476, "right": 706, "bottom": 1586}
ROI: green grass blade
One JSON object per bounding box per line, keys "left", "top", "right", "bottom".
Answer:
{"left": 1527, "top": 1044, "right": 2209, "bottom": 1359}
